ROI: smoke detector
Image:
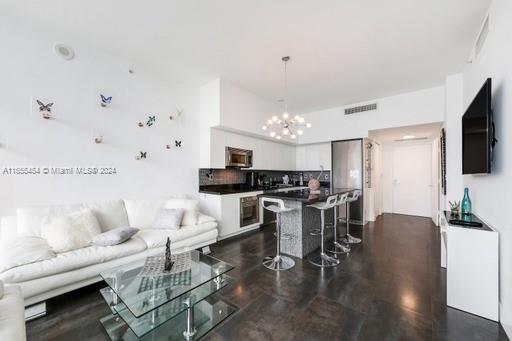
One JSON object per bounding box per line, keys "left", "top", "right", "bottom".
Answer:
{"left": 54, "top": 44, "right": 75, "bottom": 60}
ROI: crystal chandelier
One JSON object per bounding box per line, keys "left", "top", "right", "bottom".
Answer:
{"left": 262, "top": 56, "right": 311, "bottom": 140}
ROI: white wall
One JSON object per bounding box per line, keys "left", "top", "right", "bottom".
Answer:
{"left": 0, "top": 19, "right": 201, "bottom": 216}
{"left": 458, "top": 0, "right": 512, "bottom": 333}
{"left": 299, "top": 86, "right": 446, "bottom": 144}
{"left": 444, "top": 74, "right": 464, "bottom": 209}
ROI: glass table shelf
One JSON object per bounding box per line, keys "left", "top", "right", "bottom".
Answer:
{"left": 101, "top": 295, "right": 236, "bottom": 341}
{"left": 101, "top": 250, "right": 234, "bottom": 318}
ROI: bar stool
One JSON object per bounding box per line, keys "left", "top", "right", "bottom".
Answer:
{"left": 262, "top": 198, "right": 295, "bottom": 271}
{"left": 342, "top": 190, "right": 362, "bottom": 244}
{"left": 326, "top": 192, "right": 350, "bottom": 254}
{"left": 307, "top": 194, "right": 340, "bottom": 267}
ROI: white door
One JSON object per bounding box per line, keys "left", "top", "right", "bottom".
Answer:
{"left": 392, "top": 143, "right": 432, "bottom": 217}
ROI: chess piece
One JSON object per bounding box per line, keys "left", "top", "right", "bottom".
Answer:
{"left": 164, "top": 237, "right": 174, "bottom": 271}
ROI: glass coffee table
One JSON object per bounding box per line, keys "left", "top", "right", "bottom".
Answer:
{"left": 98, "top": 250, "right": 236, "bottom": 340}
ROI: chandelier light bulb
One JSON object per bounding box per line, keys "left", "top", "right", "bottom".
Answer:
{"left": 282, "top": 129, "right": 289, "bottom": 135}
{"left": 306, "top": 123, "right": 312, "bottom": 128}
{"left": 272, "top": 116, "right": 278, "bottom": 122}
{"left": 297, "top": 129, "right": 303, "bottom": 135}
{"left": 291, "top": 134, "right": 297, "bottom": 139}
{"left": 298, "top": 117, "right": 305, "bottom": 123}
{"left": 294, "top": 115, "right": 300, "bottom": 120}
{"left": 270, "top": 131, "right": 276, "bottom": 137}
{"left": 267, "top": 119, "right": 273, "bottom": 125}
{"left": 276, "top": 135, "right": 282, "bottom": 140}
{"left": 262, "top": 125, "right": 267, "bottom": 130}
{"left": 282, "top": 112, "right": 289, "bottom": 119}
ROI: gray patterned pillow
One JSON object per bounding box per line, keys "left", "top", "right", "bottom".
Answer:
{"left": 92, "top": 227, "right": 139, "bottom": 246}
{"left": 152, "top": 208, "right": 185, "bottom": 230}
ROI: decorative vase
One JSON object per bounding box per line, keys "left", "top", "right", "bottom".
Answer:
{"left": 461, "top": 187, "right": 472, "bottom": 216}
{"left": 308, "top": 178, "right": 320, "bottom": 191}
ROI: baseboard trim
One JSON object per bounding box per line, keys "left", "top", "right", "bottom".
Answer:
{"left": 502, "top": 323, "right": 512, "bottom": 339}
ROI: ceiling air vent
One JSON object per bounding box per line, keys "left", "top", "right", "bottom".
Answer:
{"left": 475, "top": 15, "right": 489, "bottom": 59}
{"left": 344, "top": 103, "right": 377, "bottom": 115}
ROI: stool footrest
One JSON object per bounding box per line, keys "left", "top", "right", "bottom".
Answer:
{"left": 309, "top": 228, "right": 321, "bottom": 236}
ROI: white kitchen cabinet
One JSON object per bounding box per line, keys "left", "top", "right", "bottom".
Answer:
{"left": 208, "top": 128, "right": 295, "bottom": 170}
{"left": 295, "top": 143, "right": 331, "bottom": 170}
{"left": 199, "top": 191, "right": 263, "bottom": 240}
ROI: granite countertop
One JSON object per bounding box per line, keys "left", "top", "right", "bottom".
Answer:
{"left": 444, "top": 211, "right": 493, "bottom": 232}
{"left": 199, "top": 183, "right": 327, "bottom": 195}
{"left": 259, "top": 187, "right": 356, "bottom": 204}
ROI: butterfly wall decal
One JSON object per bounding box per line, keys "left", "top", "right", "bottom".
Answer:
{"left": 175, "top": 140, "right": 182, "bottom": 148}
{"left": 36, "top": 100, "right": 54, "bottom": 119}
{"left": 100, "top": 94, "right": 112, "bottom": 107}
{"left": 169, "top": 108, "right": 183, "bottom": 120}
{"left": 146, "top": 115, "right": 156, "bottom": 127}
{"left": 136, "top": 151, "right": 147, "bottom": 160}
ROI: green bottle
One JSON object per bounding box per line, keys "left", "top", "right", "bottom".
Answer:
{"left": 461, "top": 187, "right": 472, "bottom": 216}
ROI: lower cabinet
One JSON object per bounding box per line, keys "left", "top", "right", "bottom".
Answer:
{"left": 199, "top": 191, "right": 263, "bottom": 240}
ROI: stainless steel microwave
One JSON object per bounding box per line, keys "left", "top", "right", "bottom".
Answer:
{"left": 225, "top": 147, "right": 253, "bottom": 168}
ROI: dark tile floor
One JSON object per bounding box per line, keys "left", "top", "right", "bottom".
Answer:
{"left": 26, "top": 214, "right": 509, "bottom": 341}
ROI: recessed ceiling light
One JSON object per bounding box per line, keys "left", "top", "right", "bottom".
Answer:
{"left": 402, "top": 135, "right": 415, "bottom": 139}
{"left": 54, "top": 43, "right": 75, "bottom": 60}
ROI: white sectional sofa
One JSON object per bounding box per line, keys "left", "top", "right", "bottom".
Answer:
{"left": 0, "top": 283, "right": 26, "bottom": 341}
{"left": 0, "top": 196, "right": 218, "bottom": 309}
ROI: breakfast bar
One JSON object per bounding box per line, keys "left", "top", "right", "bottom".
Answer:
{"left": 259, "top": 187, "right": 355, "bottom": 258}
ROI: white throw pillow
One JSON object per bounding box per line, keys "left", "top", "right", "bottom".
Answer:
{"left": 41, "top": 209, "right": 102, "bottom": 253}
{"left": 84, "top": 200, "right": 130, "bottom": 232}
{"left": 163, "top": 199, "right": 199, "bottom": 226}
{"left": 16, "top": 203, "right": 84, "bottom": 237}
{"left": 92, "top": 227, "right": 139, "bottom": 246}
{"left": 152, "top": 208, "right": 184, "bottom": 230}
{"left": 0, "top": 237, "right": 56, "bottom": 273}
{"left": 124, "top": 198, "right": 167, "bottom": 229}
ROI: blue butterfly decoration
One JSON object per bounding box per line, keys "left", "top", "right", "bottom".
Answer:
{"left": 100, "top": 94, "right": 112, "bottom": 107}
{"left": 146, "top": 115, "right": 156, "bottom": 127}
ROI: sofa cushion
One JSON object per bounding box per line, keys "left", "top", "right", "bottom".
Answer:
{"left": 84, "top": 200, "right": 129, "bottom": 232}
{"left": 17, "top": 203, "right": 84, "bottom": 237}
{"left": 0, "top": 237, "right": 147, "bottom": 283}
{"left": 163, "top": 198, "right": 199, "bottom": 226}
{"left": 0, "top": 237, "right": 56, "bottom": 273}
{"left": 152, "top": 208, "right": 184, "bottom": 230}
{"left": 124, "top": 198, "right": 169, "bottom": 229}
{"left": 0, "top": 285, "right": 26, "bottom": 341}
{"left": 136, "top": 221, "right": 217, "bottom": 249}
{"left": 41, "top": 209, "right": 102, "bottom": 253}
{"left": 92, "top": 227, "right": 139, "bottom": 246}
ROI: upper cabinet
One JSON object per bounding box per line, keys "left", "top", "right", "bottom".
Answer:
{"left": 296, "top": 143, "right": 331, "bottom": 171}
{"left": 210, "top": 128, "right": 295, "bottom": 170}
{"left": 201, "top": 78, "right": 297, "bottom": 170}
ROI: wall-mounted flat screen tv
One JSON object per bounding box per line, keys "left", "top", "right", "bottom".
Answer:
{"left": 462, "top": 78, "right": 494, "bottom": 174}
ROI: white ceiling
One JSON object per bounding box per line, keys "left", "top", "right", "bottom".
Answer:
{"left": 2, "top": 0, "right": 490, "bottom": 113}
{"left": 369, "top": 122, "right": 443, "bottom": 142}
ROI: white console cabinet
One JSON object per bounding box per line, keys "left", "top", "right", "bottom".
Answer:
{"left": 443, "top": 212, "right": 499, "bottom": 321}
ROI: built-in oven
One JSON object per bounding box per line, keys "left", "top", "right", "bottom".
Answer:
{"left": 240, "top": 196, "right": 259, "bottom": 228}
{"left": 226, "top": 147, "right": 253, "bottom": 168}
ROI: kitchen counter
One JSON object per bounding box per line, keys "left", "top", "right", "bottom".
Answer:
{"left": 258, "top": 187, "right": 355, "bottom": 204}
{"left": 199, "top": 184, "right": 313, "bottom": 195}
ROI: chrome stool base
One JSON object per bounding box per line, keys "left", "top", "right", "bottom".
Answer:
{"left": 263, "top": 255, "right": 295, "bottom": 271}
{"left": 342, "top": 234, "right": 362, "bottom": 244}
{"left": 308, "top": 252, "right": 340, "bottom": 267}
{"left": 326, "top": 241, "right": 350, "bottom": 254}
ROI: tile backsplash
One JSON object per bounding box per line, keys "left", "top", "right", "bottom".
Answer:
{"left": 199, "top": 168, "right": 330, "bottom": 186}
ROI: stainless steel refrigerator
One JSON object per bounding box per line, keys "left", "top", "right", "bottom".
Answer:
{"left": 331, "top": 139, "right": 366, "bottom": 224}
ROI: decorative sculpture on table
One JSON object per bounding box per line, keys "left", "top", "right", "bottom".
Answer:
{"left": 164, "top": 237, "right": 174, "bottom": 272}
{"left": 449, "top": 200, "right": 460, "bottom": 217}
